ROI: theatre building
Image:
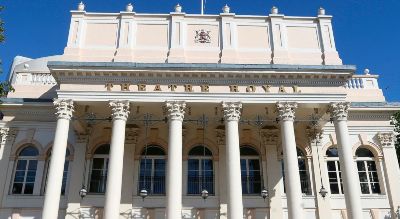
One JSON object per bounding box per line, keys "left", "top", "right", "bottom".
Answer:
{"left": 1, "top": 3, "right": 400, "bottom": 219}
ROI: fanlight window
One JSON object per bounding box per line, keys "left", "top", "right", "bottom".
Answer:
{"left": 138, "top": 145, "right": 166, "bottom": 195}
{"left": 12, "top": 146, "right": 39, "bottom": 194}
{"left": 89, "top": 144, "right": 110, "bottom": 193}
{"left": 187, "top": 146, "right": 214, "bottom": 195}
{"left": 326, "top": 147, "right": 343, "bottom": 194}
{"left": 240, "top": 146, "right": 262, "bottom": 195}
{"left": 356, "top": 148, "right": 381, "bottom": 194}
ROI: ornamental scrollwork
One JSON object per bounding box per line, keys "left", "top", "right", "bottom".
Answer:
{"left": 377, "top": 132, "right": 394, "bottom": 148}
{"left": 165, "top": 101, "right": 186, "bottom": 121}
{"left": 54, "top": 99, "right": 74, "bottom": 120}
{"left": 222, "top": 102, "right": 242, "bottom": 121}
{"left": 276, "top": 102, "right": 297, "bottom": 121}
{"left": 261, "top": 128, "right": 279, "bottom": 145}
{"left": 109, "top": 100, "right": 130, "bottom": 121}
{"left": 215, "top": 127, "right": 225, "bottom": 145}
{"left": 329, "top": 102, "right": 350, "bottom": 121}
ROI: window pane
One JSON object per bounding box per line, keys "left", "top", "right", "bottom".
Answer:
{"left": 360, "top": 183, "right": 370, "bottom": 194}
{"left": 367, "top": 161, "right": 377, "bottom": 171}
{"left": 26, "top": 171, "right": 36, "bottom": 182}
{"left": 14, "top": 171, "right": 25, "bottom": 182}
{"left": 328, "top": 172, "right": 338, "bottom": 182}
{"left": 12, "top": 183, "right": 23, "bottom": 194}
{"left": 298, "top": 159, "right": 306, "bottom": 171}
{"left": 330, "top": 183, "right": 339, "bottom": 194}
{"left": 369, "top": 172, "right": 379, "bottom": 182}
{"left": 248, "top": 159, "right": 260, "bottom": 171}
{"left": 356, "top": 148, "right": 374, "bottom": 157}
{"left": 326, "top": 148, "right": 339, "bottom": 157}
{"left": 24, "top": 183, "right": 34, "bottom": 194}
{"left": 154, "top": 159, "right": 166, "bottom": 176}
{"left": 188, "top": 159, "right": 199, "bottom": 171}
{"left": 16, "top": 160, "right": 27, "bottom": 170}
{"left": 327, "top": 161, "right": 336, "bottom": 171}
{"left": 92, "top": 158, "right": 106, "bottom": 170}
{"left": 358, "top": 172, "right": 368, "bottom": 182}
{"left": 28, "top": 160, "right": 37, "bottom": 170}
{"left": 371, "top": 183, "right": 381, "bottom": 194}
{"left": 357, "top": 162, "right": 365, "bottom": 171}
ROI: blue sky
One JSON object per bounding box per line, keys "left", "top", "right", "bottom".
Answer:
{"left": 1, "top": 0, "right": 399, "bottom": 101}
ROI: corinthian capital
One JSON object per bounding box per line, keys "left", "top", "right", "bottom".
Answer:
{"left": 377, "top": 132, "right": 394, "bottom": 148}
{"left": 54, "top": 99, "right": 74, "bottom": 120}
{"left": 329, "top": 102, "right": 350, "bottom": 121}
{"left": 0, "top": 128, "right": 17, "bottom": 146}
{"left": 222, "top": 102, "right": 242, "bottom": 121}
{"left": 276, "top": 102, "right": 297, "bottom": 121}
{"left": 109, "top": 100, "right": 130, "bottom": 121}
{"left": 165, "top": 101, "right": 186, "bottom": 121}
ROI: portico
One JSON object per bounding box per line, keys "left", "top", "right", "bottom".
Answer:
{"left": 3, "top": 4, "right": 400, "bottom": 219}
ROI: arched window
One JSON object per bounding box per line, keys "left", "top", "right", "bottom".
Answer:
{"left": 326, "top": 147, "right": 343, "bottom": 194}
{"left": 89, "top": 144, "right": 110, "bottom": 193}
{"left": 187, "top": 146, "right": 214, "bottom": 195}
{"left": 240, "top": 146, "right": 262, "bottom": 195}
{"left": 356, "top": 148, "right": 381, "bottom": 194}
{"left": 138, "top": 145, "right": 166, "bottom": 195}
{"left": 12, "top": 146, "right": 39, "bottom": 194}
{"left": 281, "top": 147, "right": 311, "bottom": 195}
{"left": 43, "top": 148, "right": 71, "bottom": 195}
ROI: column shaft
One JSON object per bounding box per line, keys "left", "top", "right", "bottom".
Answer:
{"left": 165, "top": 101, "right": 185, "bottom": 219}
{"left": 103, "top": 100, "right": 130, "bottom": 219}
{"left": 276, "top": 102, "right": 303, "bottom": 219}
{"left": 42, "top": 99, "right": 74, "bottom": 219}
{"left": 281, "top": 120, "right": 303, "bottom": 219}
{"left": 330, "top": 102, "right": 363, "bottom": 219}
{"left": 222, "top": 102, "right": 243, "bottom": 219}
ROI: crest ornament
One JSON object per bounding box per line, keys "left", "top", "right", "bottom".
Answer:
{"left": 195, "top": 29, "right": 211, "bottom": 44}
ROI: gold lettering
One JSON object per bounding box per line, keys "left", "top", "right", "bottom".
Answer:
{"left": 279, "top": 85, "right": 286, "bottom": 93}
{"left": 168, "top": 84, "right": 177, "bottom": 91}
{"left": 154, "top": 84, "right": 162, "bottom": 91}
{"left": 246, "top": 85, "right": 256, "bottom": 93}
{"left": 105, "top": 83, "right": 113, "bottom": 91}
{"left": 138, "top": 84, "right": 146, "bottom": 91}
{"left": 184, "top": 84, "right": 193, "bottom": 92}
{"left": 121, "top": 83, "right": 130, "bottom": 91}
{"left": 262, "top": 85, "right": 271, "bottom": 93}
{"left": 229, "top": 85, "right": 239, "bottom": 92}
{"left": 292, "top": 85, "right": 301, "bottom": 93}
{"left": 201, "top": 84, "right": 209, "bottom": 92}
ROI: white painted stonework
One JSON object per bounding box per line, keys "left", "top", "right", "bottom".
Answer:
{"left": 2, "top": 6, "right": 400, "bottom": 219}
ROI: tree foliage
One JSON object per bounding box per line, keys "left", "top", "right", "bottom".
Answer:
{"left": 393, "top": 111, "right": 400, "bottom": 166}
{"left": 0, "top": 5, "right": 13, "bottom": 98}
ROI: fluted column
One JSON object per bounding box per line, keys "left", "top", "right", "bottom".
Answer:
{"left": 276, "top": 102, "right": 303, "bottom": 219}
{"left": 329, "top": 102, "right": 363, "bottom": 219}
{"left": 165, "top": 101, "right": 186, "bottom": 219}
{"left": 377, "top": 133, "right": 400, "bottom": 219}
{"left": 222, "top": 102, "right": 244, "bottom": 219}
{"left": 42, "top": 99, "right": 74, "bottom": 219}
{"left": 103, "top": 100, "right": 130, "bottom": 219}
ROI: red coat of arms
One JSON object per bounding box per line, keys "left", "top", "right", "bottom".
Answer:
{"left": 195, "top": 29, "right": 211, "bottom": 43}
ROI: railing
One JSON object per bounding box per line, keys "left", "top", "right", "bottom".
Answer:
{"left": 345, "top": 75, "right": 379, "bottom": 89}
{"left": 138, "top": 175, "right": 166, "bottom": 195}
{"left": 241, "top": 175, "right": 263, "bottom": 195}
{"left": 14, "top": 73, "right": 57, "bottom": 85}
{"left": 187, "top": 175, "right": 214, "bottom": 195}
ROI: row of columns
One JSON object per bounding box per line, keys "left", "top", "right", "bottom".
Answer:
{"left": 42, "top": 100, "right": 365, "bottom": 219}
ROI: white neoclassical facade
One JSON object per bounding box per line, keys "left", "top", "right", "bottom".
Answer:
{"left": 1, "top": 3, "right": 400, "bottom": 219}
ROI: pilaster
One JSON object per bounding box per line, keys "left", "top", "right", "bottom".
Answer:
{"left": 215, "top": 127, "right": 227, "bottom": 219}
{"left": 0, "top": 128, "right": 18, "bottom": 207}
{"left": 261, "top": 128, "right": 283, "bottom": 219}
{"left": 377, "top": 132, "right": 400, "bottom": 219}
